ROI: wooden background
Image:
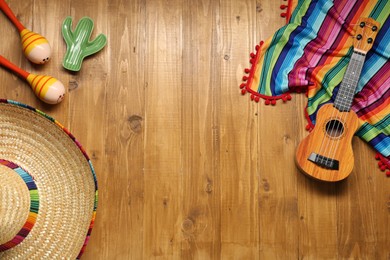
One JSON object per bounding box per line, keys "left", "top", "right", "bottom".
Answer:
{"left": 0, "top": 0, "right": 389, "bottom": 259}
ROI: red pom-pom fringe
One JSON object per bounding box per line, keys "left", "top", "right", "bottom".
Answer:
{"left": 375, "top": 153, "right": 390, "bottom": 177}
{"left": 262, "top": 94, "right": 290, "bottom": 106}
{"left": 239, "top": 41, "right": 263, "bottom": 97}
{"left": 280, "top": 0, "right": 293, "bottom": 23}
{"left": 240, "top": 40, "right": 292, "bottom": 106}
{"left": 303, "top": 105, "right": 315, "bottom": 132}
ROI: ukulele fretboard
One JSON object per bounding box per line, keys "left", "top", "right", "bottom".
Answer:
{"left": 334, "top": 51, "right": 366, "bottom": 112}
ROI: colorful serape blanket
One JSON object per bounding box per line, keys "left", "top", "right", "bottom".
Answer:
{"left": 241, "top": 0, "right": 390, "bottom": 176}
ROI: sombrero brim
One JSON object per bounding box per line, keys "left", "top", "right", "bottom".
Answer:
{"left": 0, "top": 99, "right": 97, "bottom": 259}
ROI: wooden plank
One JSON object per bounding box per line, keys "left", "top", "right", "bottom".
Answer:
{"left": 31, "top": 0, "right": 70, "bottom": 120}
{"left": 78, "top": 0, "right": 147, "bottom": 259}
{"left": 257, "top": 105, "right": 301, "bottom": 259}
{"left": 296, "top": 99, "right": 338, "bottom": 258}
{"left": 297, "top": 177, "right": 338, "bottom": 259}
{"left": 372, "top": 152, "right": 390, "bottom": 260}
{"left": 219, "top": 0, "right": 260, "bottom": 258}
{"left": 62, "top": 0, "right": 109, "bottom": 259}
{"left": 143, "top": 0, "right": 183, "bottom": 258}
{"left": 336, "top": 140, "right": 390, "bottom": 259}
{"left": 180, "top": 0, "right": 221, "bottom": 258}
{"left": 255, "top": 1, "right": 300, "bottom": 259}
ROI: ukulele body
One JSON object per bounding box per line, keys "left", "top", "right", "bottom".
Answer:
{"left": 295, "top": 104, "right": 360, "bottom": 182}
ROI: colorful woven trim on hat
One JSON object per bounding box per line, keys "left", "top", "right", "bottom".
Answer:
{"left": 0, "top": 159, "right": 39, "bottom": 252}
{"left": 0, "top": 99, "right": 98, "bottom": 259}
{"left": 240, "top": 0, "right": 390, "bottom": 176}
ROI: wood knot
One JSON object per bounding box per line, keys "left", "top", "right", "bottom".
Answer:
{"left": 91, "top": 151, "right": 98, "bottom": 160}
{"left": 262, "top": 179, "right": 270, "bottom": 192}
{"left": 162, "top": 198, "right": 168, "bottom": 207}
{"left": 68, "top": 80, "right": 79, "bottom": 91}
{"left": 181, "top": 219, "right": 194, "bottom": 233}
{"left": 205, "top": 178, "right": 213, "bottom": 194}
{"left": 256, "top": 3, "right": 263, "bottom": 13}
{"left": 387, "top": 197, "right": 390, "bottom": 212}
{"left": 205, "top": 183, "right": 213, "bottom": 194}
{"left": 283, "top": 134, "right": 291, "bottom": 144}
{"left": 128, "top": 115, "right": 143, "bottom": 133}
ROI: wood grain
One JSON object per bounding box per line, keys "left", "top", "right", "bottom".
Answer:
{"left": 181, "top": 0, "right": 221, "bottom": 258}
{"left": 0, "top": 0, "right": 388, "bottom": 259}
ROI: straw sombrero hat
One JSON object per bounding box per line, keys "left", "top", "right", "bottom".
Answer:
{"left": 0, "top": 99, "right": 98, "bottom": 259}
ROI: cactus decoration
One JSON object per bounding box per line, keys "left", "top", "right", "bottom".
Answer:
{"left": 62, "top": 17, "right": 107, "bottom": 71}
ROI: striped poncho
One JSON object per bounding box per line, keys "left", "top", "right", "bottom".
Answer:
{"left": 241, "top": 0, "right": 390, "bottom": 176}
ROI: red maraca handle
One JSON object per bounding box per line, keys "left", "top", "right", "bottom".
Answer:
{"left": 0, "top": 55, "right": 29, "bottom": 79}
{"left": 0, "top": 54, "right": 66, "bottom": 104}
{"left": 0, "top": 0, "right": 25, "bottom": 32}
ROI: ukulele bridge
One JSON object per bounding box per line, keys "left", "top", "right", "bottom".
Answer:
{"left": 308, "top": 153, "right": 339, "bottom": 170}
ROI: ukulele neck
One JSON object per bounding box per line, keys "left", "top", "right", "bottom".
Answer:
{"left": 334, "top": 50, "right": 366, "bottom": 112}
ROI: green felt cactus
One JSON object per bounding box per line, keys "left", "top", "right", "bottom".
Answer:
{"left": 62, "top": 16, "right": 107, "bottom": 71}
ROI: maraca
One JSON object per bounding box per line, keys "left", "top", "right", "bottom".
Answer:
{"left": 0, "top": 0, "right": 51, "bottom": 64}
{"left": 0, "top": 55, "right": 65, "bottom": 104}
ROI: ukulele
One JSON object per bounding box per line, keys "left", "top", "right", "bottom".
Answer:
{"left": 295, "top": 17, "right": 380, "bottom": 182}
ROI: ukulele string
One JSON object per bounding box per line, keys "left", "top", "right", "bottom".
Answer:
{"left": 330, "top": 110, "right": 350, "bottom": 163}
{"left": 328, "top": 93, "right": 355, "bottom": 165}
{"left": 326, "top": 60, "right": 354, "bottom": 163}
{"left": 322, "top": 98, "right": 343, "bottom": 166}
{"left": 326, "top": 70, "right": 353, "bottom": 162}
{"left": 317, "top": 100, "right": 340, "bottom": 167}
{"left": 320, "top": 55, "right": 356, "bottom": 166}
{"left": 315, "top": 104, "right": 332, "bottom": 166}
{"left": 312, "top": 19, "right": 375, "bottom": 170}
{"left": 319, "top": 34, "right": 362, "bottom": 166}
{"left": 328, "top": 40, "right": 365, "bottom": 163}
{"left": 318, "top": 22, "right": 355, "bottom": 164}
{"left": 327, "top": 96, "right": 350, "bottom": 163}
{"left": 316, "top": 79, "right": 346, "bottom": 167}
{"left": 331, "top": 51, "right": 365, "bottom": 161}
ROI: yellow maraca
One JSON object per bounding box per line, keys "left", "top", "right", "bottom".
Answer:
{"left": 0, "top": 0, "right": 51, "bottom": 64}
{"left": 0, "top": 55, "right": 65, "bottom": 104}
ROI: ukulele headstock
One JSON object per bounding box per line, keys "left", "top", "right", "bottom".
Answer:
{"left": 353, "top": 18, "right": 381, "bottom": 53}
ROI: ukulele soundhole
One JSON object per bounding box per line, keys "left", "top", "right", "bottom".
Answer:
{"left": 325, "top": 119, "right": 344, "bottom": 138}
